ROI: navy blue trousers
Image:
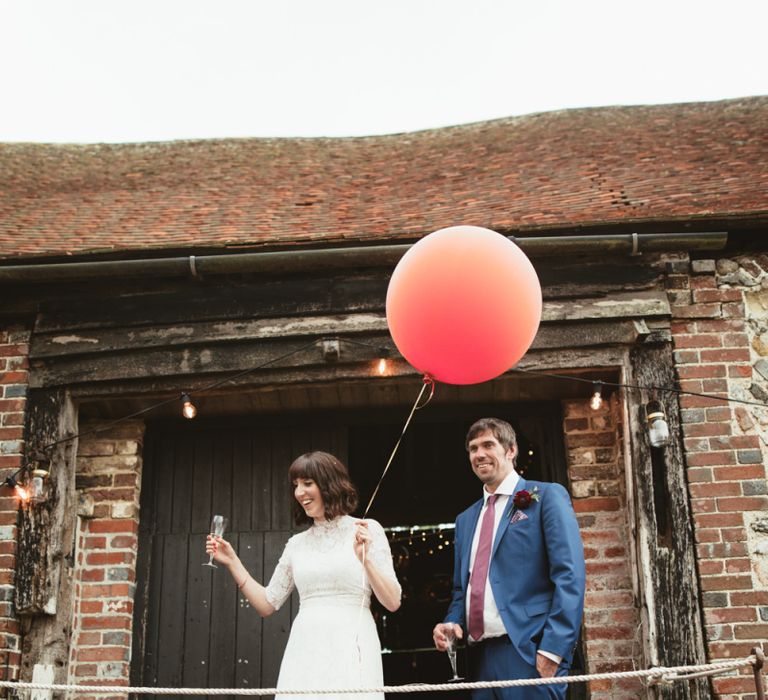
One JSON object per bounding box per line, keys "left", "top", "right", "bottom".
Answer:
{"left": 467, "top": 636, "right": 567, "bottom": 700}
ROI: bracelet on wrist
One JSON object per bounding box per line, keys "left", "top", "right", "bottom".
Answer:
{"left": 237, "top": 574, "right": 249, "bottom": 590}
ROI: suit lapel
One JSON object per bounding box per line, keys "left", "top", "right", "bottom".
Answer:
{"left": 462, "top": 499, "right": 484, "bottom": 583}
{"left": 492, "top": 477, "right": 527, "bottom": 557}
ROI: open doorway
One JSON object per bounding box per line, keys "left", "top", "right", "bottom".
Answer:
{"left": 132, "top": 399, "right": 585, "bottom": 699}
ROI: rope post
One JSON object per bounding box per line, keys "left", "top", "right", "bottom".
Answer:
{"left": 752, "top": 647, "right": 766, "bottom": 700}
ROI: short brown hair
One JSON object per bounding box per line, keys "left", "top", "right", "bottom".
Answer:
{"left": 465, "top": 417, "right": 517, "bottom": 452}
{"left": 288, "top": 451, "right": 359, "bottom": 526}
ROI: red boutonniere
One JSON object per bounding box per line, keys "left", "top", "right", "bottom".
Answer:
{"left": 513, "top": 487, "right": 540, "bottom": 510}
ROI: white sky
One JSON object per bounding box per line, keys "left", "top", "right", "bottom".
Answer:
{"left": 1, "top": 0, "right": 766, "bottom": 143}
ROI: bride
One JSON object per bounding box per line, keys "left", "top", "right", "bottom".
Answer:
{"left": 206, "top": 451, "right": 402, "bottom": 700}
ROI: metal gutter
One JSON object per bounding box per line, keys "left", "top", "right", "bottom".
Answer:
{"left": 0, "top": 232, "right": 727, "bottom": 284}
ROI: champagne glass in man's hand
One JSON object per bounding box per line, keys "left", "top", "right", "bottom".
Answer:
{"left": 203, "top": 515, "right": 227, "bottom": 568}
{"left": 444, "top": 624, "right": 464, "bottom": 682}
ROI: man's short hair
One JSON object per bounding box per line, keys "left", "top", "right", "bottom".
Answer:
{"left": 465, "top": 417, "right": 517, "bottom": 452}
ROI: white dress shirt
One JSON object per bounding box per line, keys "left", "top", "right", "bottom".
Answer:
{"left": 466, "top": 470, "right": 561, "bottom": 665}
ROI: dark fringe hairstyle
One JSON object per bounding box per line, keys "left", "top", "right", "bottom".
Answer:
{"left": 465, "top": 417, "right": 518, "bottom": 453}
{"left": 288, "top": 451, "right": 359, "bottom": 526}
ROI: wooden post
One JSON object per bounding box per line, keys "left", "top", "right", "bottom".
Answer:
{"left": 15, "top": 389, "right": 79, "bottom": 683}
{"left": 753, "top": 647, "right": 766, "bottom": 700}
{"left": 629, "top": 343, "right": 710, "bottom": 699}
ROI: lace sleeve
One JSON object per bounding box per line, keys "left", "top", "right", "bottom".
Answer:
{"left": 366, "top": 520, "right": 401, "bottom": 593}
{"left": 264, "top": 536, "right": 295, "bottom": 611}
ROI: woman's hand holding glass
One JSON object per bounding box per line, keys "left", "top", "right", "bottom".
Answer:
{"left": 205, "top": 532, "right": 237, "bottom": 568}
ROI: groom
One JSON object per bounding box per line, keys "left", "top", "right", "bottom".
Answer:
{"left": 433, "top": 417, "right": 585, "bottom": 699}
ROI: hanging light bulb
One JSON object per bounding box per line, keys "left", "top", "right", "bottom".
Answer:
{"left": 181, "top": 393, "right": 197, "bottom": 419}
{"left": 377, "top": 358, "right": 387, "bottom": 375}
{"left": 4, "top": 475, "right": 30, "bottom": 504}
{"left": 646, "top": 399, "right": 671, "bottom": 448}
{"left": 589, "top": 381, "right": 603, "bottom": 411}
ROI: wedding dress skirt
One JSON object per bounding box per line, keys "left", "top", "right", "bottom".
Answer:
{"left": 265, "top": 515, "right": 400, "bottom": 700}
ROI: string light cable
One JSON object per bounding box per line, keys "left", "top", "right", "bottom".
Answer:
{"left": 5, "top": 338, "right": 768, "bottom": 497}
{"left": 511, "top": 367, "right": 768, "bottom": 408}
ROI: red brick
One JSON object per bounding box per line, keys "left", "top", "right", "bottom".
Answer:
{"left": 694, "top": 529, "right": 722, "bottom": 543}
{"left": 73, "top": 664, "right": 99, "bottom": 677}
{"left": 0, "top": 345, "right": 28, "bottom": 358}
{"left": 80, "top": 569, "right": 105, "bottom": 582}
{"left": 78, "top": 601, "right": 103, "bottom": 614}
{"left": 705, "top": 607, "right": 756, "bottom": 624}
{"left": 701, "top": 378, "right": 728, "bottom": 392}
{"left": 80, "top": 583, "right": 130, "bottom": 599}
{"left": 695, "top": 513, "right": 745, "bottom": 528}
{"left": 676, "top": 364, "right": 727, "bottom": 378}
{"left": 685, "top": 452, "right": 736, "bottom": 467}
{"left": 80, "top": 615, "right": 132, "bottom": 630}
{"left": 572, "top": 497, "right": 620, "bottom": 512}
{"left": 709, "top": 435, "right": 760, "bottom": 450}
{"left": 705, "top": 406, "right": 732, "bottom": 421}
{"left": 679, "top": 394, "right": 729, "bottom": 409}
{"left": 713, "top": 465, "right": 767, "bottom": 480}
{"left": 733, "top": 623, "right": 768, "bottom": 639}
{"left": 698, "top": 560, "right": 724, "bottom": 575}
{"left": 109, "top": 535, "right": 136, "bottom": 549}
{"left": 692, "top": 289, "right": 743, "bottom": 303}
{"left": 683, "top": 422, "right": 731, "bottom": 438}
{"left": 689, "top": 482, "right": 741, "bottom": 498}
{"left": 672, "top": 303, "right": 720, "bottom": 318}
{"left": 727, "top": 364, "right": 752, "bottom": 378}
{"left": 696, "top": 319, "right": 746, "bottom": 332}
{"left": 717, "top": 496, "right": 768, "bottom": 511}
{"left": 686, "top": 467, "right": 714, "bottom": 482}
{"left": 85, "top": 551, "right": 133, "bottom": 566}
{"left": 725, "top": 558, "right": 752, "bottom": 573}
{"left": 87, "top": 520, "right": 138, "bottom": 534}
{"left": 700, "top": 574, "right": 753, "bottom": 591}
{"left": 690, "top": 498, "right": 717, "bottom": 514}
{"left": 75, "top": 647, "right": 128, "bottom": 662}
{"left": 699, "top": 348, "right": 752, "bottom": 362}
{"left": 0, "top": 428, "right": 23, "bottom": 441}
{"left": 731, "top": 591, "right": 768, "bottom": 605}
{"left": 712, "top": 675, "right": 758, "bottom": 694}
{"left": 673, "top": 334, "right": 722, "bottom": 349}
{"left": 720, "top": 527, "right": 747, "bottom": 542}
{"left": 722, "top": 332, "right": 750, "bottom": 347}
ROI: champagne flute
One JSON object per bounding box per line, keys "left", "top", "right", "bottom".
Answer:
{"left": 444, "top": 623, "right": 464, "bottom": 682}
{"left": 203, "top": 514, "right": 227, "bottom": 568}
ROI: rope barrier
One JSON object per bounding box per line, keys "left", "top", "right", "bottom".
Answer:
{"left": 0, "top": 655, "right": 757, "bottom": 695}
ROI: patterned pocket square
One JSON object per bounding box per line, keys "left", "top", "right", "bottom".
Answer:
{"left": 510, "top": 510, "right": 529, "bottom": 525}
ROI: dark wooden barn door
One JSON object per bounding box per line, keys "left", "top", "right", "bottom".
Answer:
{"left": 131, "top": 422, "right": 347, "bottom": 696}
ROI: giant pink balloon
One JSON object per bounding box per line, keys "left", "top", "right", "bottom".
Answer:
{"left": 386, "top": 225, "right": 542, "bottom": 385}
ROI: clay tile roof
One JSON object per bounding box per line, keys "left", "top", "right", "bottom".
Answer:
{"left": 0, "top": 96, "right": 766, "bottom": 261}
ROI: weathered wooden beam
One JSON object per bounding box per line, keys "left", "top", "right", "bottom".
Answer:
{"left": 628, "top": 344, "right": 709, "bottom": 699}
{"left": 29, "top": 313, "right": 654, "bottom": 388}
{"left": 16, "top": 389, "right": 79, "bottom": 684}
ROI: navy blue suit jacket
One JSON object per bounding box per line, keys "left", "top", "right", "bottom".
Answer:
{"left": 445, "top": 478, "right": 586, "bottom": 668}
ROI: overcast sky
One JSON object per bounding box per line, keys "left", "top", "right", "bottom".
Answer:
{"left": 1, "top": 0, "right": 766, "bottom": 143}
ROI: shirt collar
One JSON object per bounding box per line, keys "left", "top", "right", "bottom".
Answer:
{"left": 482, "top": 469, "right": 520, "bottom": 502}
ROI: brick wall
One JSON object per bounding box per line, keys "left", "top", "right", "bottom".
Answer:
{"left": 563, "top": 396, "right": 644, "bottom": 698}
{"left": 68, "top": 420, "right": 145, "bottom": 694}
{"left": 670, "top": 257, "right": 768, "bottom": 699}
{"left": 0, "top": 326, "right": 30, "bottom": 682}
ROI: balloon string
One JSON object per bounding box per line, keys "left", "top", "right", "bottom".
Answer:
{"left": 362, "top": 374, "right": 435, "bottom": 519}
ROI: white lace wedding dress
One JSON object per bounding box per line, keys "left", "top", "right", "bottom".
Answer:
{"left": 265, "top": 515, "right": 400, "bottom": 700}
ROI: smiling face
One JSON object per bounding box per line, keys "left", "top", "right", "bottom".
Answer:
{"left": 293, "top": 477, "right": 326, "bottom": 521}
{"left": 467, "top": 428, "right": 517, "bottom": 493}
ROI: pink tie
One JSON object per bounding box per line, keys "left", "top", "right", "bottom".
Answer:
{"left": 468, "top": 493, "right": 498, "bottom": 641}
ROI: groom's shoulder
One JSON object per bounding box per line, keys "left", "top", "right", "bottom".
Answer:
{"left": 457, "top": 499, "right": 483, "bottom": 520}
